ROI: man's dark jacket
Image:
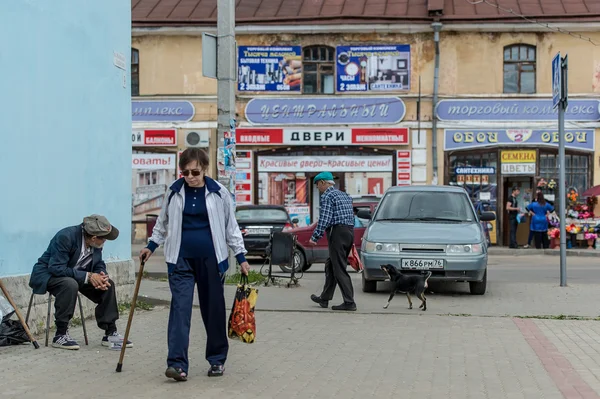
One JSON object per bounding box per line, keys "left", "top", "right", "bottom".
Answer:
{"left": 29, "top": 224, "right": 107, "bottom": 295}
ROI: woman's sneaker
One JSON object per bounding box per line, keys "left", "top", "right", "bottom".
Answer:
{"left": 208, "top": 364, "right": 224, "bottom": 377}
{"left": 52, "top": 331, "right": 80, "bottom": 350}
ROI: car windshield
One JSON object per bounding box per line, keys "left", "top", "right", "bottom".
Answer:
{"left": 235, "top": 208, "right": 289, "bottom": 223}
{"left": 374, "top": 191, "right": 475, "bottom": 222}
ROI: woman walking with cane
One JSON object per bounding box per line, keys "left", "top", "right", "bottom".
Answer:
{"left": 139, "top": 148, "right": 249, "bottom": 381}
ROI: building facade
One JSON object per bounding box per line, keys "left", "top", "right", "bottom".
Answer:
{"left": 132, "top": 0, "right": 600, "bottom": 245}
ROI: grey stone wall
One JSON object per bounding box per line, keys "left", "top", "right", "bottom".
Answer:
{"left": 1, "top": 259, "right": 135, "bottom": 335}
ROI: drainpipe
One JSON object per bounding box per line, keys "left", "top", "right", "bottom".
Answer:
{"left": 431, "top": 22, "right": 442, "bottom": 185}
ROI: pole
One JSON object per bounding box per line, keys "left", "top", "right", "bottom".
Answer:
{"left": 217, "top": 0, "right": 237, "bottom": 276}
{"left": 558, "top": 55, "right": 568, "bottom": 287}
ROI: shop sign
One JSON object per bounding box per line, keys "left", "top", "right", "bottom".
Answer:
{"left": 336, "top": 45, "right": 411, "bottom": 92}
{"left": 235, "top": 150, "right": 253, "bottom": 205}
{"left": 436, "top": 99, "right": 600, "bottom": 121}
{"left": 237, "top": 46, "right": 302, "bottom": 92}
{"left": 454, "top": 167, "right": 495, "bottom": 175}
{"left": 444, "top": 129, "right": 594, "bottom": 151}
{"left": 132, "top": 154, "right": 176, "bottom": 170}
{"left": 245, "top": 97, "right": 405, "bottom": 125}
{"left": 396, "top": 151, "right": 411, "bottom": 186}
{"left": 500, "top": 150, "right": 536, "bottom": 163}
{"left": 501, "top": 163, "right": 535, "bottom": 175}
{"left": 132, "top": 129, "right": 177, "bottom": 147}
{"left": 237, "top": 127, "right": 409, "bottom": 145}
{"left": 257, "top": 155, "right": 393, "bottom": 172}
{"left": 132, "top": 100, "right": 195, "bottom": 122}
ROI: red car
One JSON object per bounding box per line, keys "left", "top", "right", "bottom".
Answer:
{"left": 284, "top": 198, "right": 380, "bottom": 273}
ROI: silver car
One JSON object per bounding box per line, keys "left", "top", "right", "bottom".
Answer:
{"left": 359, "top": 185, "right": 496, "bottom": 295}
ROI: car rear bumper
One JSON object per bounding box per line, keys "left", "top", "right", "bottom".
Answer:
{"left": 242, "top": 237, "right": 270, "bottom": 256}
{"left": 361, "top": 252, "right": 487, "bottom": 282}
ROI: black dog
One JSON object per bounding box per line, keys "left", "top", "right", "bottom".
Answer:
{"left": 380, "top": 264, "right": 431, "bottom": 311}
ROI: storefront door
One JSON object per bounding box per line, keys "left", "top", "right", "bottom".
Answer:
{"left": 502, "top": 176, "right": 533, "bottom": 246}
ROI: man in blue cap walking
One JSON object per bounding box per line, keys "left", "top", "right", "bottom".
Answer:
{"left": 309, "top": 172, "right": 357, "bottom": 311}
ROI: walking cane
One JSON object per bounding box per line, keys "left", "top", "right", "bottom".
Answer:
{"left": 116, "top": 259, "right": 145, "bottom": 372}
{"left": 0, "top": 278, "right": 40, "bottom": 349}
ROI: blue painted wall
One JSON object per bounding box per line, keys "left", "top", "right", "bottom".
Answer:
{"left": 0, "top": 1, "right": 132, "bottom": 277}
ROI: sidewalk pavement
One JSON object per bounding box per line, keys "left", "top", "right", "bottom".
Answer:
{"left": 2, "top": 307, "right": 600, "bottom": 399}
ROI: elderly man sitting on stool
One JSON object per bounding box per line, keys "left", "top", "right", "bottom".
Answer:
{"left": 29, "top": 214, "right": 132, "bottom": 350}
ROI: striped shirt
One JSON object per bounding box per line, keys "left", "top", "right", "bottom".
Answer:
{"left": 311, "top": 186, "right": 355, "bottom": 241}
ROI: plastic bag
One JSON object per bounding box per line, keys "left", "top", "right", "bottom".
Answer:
{"left": 0, "top": 312, "right": 30, "bottom": 347}
{"left": 0, "top": 294, "right": 14, "bottom": 320}
{"left": 228, "top": 275, "right": 258, "bottom": 344}
{"left": 347, "top": 244, "right": 364, "bottom": 272}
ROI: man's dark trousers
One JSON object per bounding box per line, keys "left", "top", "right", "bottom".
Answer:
{"left": 320, "top": 225, "right": 355, "bottom": 304}
{"left": 509, "top": 217, "right": 519, "bottom": 248}
{"left": 46, "top": 276, "right": 119, "bottom": 335}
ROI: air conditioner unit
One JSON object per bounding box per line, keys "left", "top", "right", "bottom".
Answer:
{"left": 183, "top": 130, "right": 210, "bottom": 148}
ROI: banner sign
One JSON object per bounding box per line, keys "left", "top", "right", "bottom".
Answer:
{"left": 336, "top": 45, "right": 411, "bottom": 92}
{"left": 444, "top": 129, "right": 594, "bottom": 152}
{"left": 436, "top": 99, "right": 600, "bottom": 121}
{"left": 396, "top": 150, "right": 411, "bottom": 186}
{"left": 257, "top": 155, "right": 393, "bottom": 172}
{"left": 237, "top": 127, "right": 409, "bottom": 145}
{"left": 132, "top": 129, "right": 177, "bottom": 147}
{"left": 235, "top": 150, "right": 253, "bottom": 205}
{"left": 132, "top": 101, "right": 195, "bottom": 122}
{"left": 245, "top": 97, "right": 405, "bottom": 125}
{"left": 132, "top": 154, "right": 176, "bottom": 170}
{"left": 454, "top": 167, "right": 496, "bottom": 175}
{"left": 237, "top": 46, "right": 302, "bottom": 92}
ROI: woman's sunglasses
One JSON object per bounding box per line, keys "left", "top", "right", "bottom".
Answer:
{"left": 181, "top": 169, "right": 202, "bottom": 177}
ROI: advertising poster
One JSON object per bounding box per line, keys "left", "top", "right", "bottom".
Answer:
{"left": 238, "top": 46, "right": 302, "bottom": 92}
{"left": 286, "top": 206, "right": 311, "bottom": 228}
{"left": 336, "top": 45, "right": 411, "bottom": 92}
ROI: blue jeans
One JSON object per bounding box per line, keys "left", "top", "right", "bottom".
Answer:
{"left": 166, "top": 256, "right": 228, "bottom": 373}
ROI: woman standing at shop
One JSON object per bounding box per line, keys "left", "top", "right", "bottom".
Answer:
{"left": 139, "top": 148, "right": 250, "bottom": 381}
{"left": 526, "top": 191, "right": 555, "bottom": 249}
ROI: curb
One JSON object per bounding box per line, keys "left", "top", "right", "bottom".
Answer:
{"left": 488, "top": 247, "right": 600, "bottom": 257}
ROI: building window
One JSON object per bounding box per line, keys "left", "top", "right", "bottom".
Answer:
{"left": 503, "top": 44, "right": 536, "bottom": 94}
{"left": 132, "top": 48, "right": 139, "bottom": 96}
{"left": 302, "top": 45, "right": 335, "bottom": 94}
{"left": 447, "top": 151, "right": 499, "bottom": 209}
{"left": 539, "top": 153, "right": 590, "bottom": 195}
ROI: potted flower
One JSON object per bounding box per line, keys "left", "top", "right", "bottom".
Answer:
{"left": 548, "top": 228, "right": 560, "bottom": 249}
{"left": 584, "top": 232, "right": 597, "bottom": 249}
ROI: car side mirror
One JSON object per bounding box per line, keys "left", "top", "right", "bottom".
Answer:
{"left": 357, "top": 210, "right": 372, "bottom": 220}
{"left": 292, "top": 218, "right": 299, "bottom": 224}
{"left": 480, "top": 211, "right": 496, "bottom": 222}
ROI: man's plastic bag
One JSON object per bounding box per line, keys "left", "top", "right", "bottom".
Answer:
{"left": 228, "top": 275, "right": 258, "bottom": 344}
{"left": 0, "top": 311, "right": 30, "bottom": 347}
{"left": 348, "top": 244, "right": 364, "bottom": 272}
{"left": 0, "top": 294, "right": 14, "bottom": 320}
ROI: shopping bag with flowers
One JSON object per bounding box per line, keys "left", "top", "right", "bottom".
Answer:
{"left": 228, "top": 274, "right": 258, "bottom": 344}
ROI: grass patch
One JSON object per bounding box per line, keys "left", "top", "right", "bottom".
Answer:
{"left": 225, "top": 270, "right": 266, "bottom": 285}
{"left": 514, "top": 314, "right": 600, "bottom": 321}
{"left": 118, "top": 299, "right": 154, "bottom": 314}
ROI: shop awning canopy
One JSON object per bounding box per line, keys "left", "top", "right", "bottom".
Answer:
{"left": 582, "top": 185, "right": 600, "bottom": 198}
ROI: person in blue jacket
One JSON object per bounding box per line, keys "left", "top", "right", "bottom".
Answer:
{"left": 525, "top": 191, "right": 554, "bottom": 249}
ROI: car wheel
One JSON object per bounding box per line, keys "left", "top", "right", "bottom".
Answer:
{"left": 469, "top": 270, "right": 487, "bottom": 295}
{"left": 302, "top": 263, "right": 312, "bottom": 272}
{"left": 279, "top": 249, "right": 305, "bottom": 273}
{"left": 362, "top": 272, "right": 377, "bottom": 293}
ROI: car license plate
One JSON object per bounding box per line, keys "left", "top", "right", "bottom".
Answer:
{"left": 401, "top": 259, "right": 444, "bottom": 269}
{"left": 247, "top": 228, "right": 271, "bottom": 235}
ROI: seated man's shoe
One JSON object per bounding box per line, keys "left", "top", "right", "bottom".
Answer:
{"left": 102, "top": 331, "right": 133, "bottom": 348}
{"left": 52, "top": 331, "right": 80, "bottom": 350}
{"left": 332, "top": 302, "right": 357, "bottom": 311}
{"left": 310, "top": 294, "right": 328, "bottom": 308}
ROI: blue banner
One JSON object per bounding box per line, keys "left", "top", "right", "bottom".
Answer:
{"left": 237, "top": 46, "right": 302, "bottom": 92}
{"left": 336, "top": 45, "right": 411, "bottom": 92}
